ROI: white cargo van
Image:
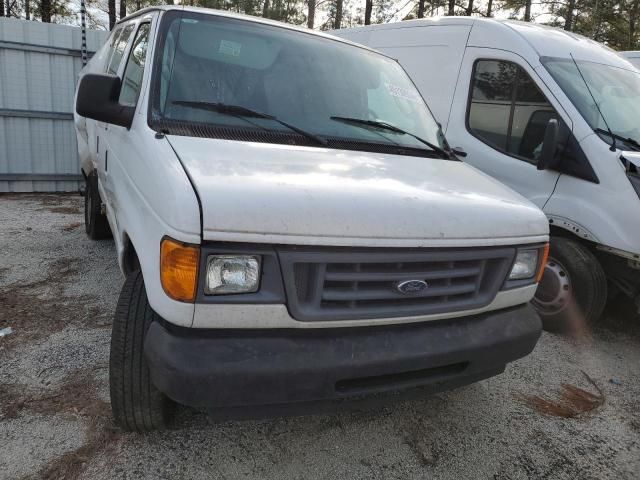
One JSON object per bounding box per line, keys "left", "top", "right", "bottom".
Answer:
{"left": 335, "top": 18, "right": 640, "bottom": 331}
{"left": 74, "top": 7, "right": 549, "bottom": 432}
{"left": 620, "top": 51, "right": 640, "bottom": 69}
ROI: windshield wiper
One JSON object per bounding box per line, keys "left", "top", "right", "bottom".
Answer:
{"left": 172, "top": 100, "right": 327, "bottom": 146}
{"left": 594, "top": 128, "right": 640, "bottom": 151}
{"left": 329, "top": 116, "right": 451, "bottom": 159}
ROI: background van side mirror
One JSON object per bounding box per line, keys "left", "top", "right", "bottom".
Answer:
{"left": 537, "top": 118, "right": 559, "bottom": 171}
{"left": 76, "top": 74, "right": 135, "bottom": 129}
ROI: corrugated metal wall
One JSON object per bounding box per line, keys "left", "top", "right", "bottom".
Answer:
{"left": 0, "top": 18, "right": 108, "bottom": 192}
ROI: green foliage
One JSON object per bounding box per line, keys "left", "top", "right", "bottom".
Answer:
{"left": 262, "top": 0, "right": 306, "bottom": 22}
{"left": 196, "top": 0, "right": 264, "bottom": 15}
{"left": 6, "top": 0, "right": 640, "bottom": 50}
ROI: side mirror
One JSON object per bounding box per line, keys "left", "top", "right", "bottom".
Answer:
{"left": 537, "top": 118, "right": 559, "bottom": 171}
{"left": 76, "top": 74, "right": 135, "bottom": 128}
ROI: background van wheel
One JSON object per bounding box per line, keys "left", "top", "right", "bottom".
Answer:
{"left": 110, "top": 271, "right": 175, "bottom": 432}
{"left": 532, "top": 237, "right": 607, "bottom": 333}
{"left": 85, "top": 172, "right": 112, "bottom": 240}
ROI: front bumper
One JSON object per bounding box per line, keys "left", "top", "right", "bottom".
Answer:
{"left": 144, "top": 303, "right": 541, "bottom": 410}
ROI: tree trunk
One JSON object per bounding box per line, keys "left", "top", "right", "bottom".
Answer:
{"left": 307, "top": 0, "right": 315, "bottom": 28}
{"left": 486, "top": 0, "right": 492, "bottom": 17}
{"left": 524, "top": 0, "right": 531, "bottom": 21}
{"left": 40, "top": 0, "right": 52, "bottom": 22}
{"left": 564, "top": 0, "right": 575, "bottom": 31}
{"left": 365, "top": 0, "right": 373, "bottom": 23}
{"left": 120, "top": 0, "right": 126, "bottom": 19}
{"left": 263, "top": 0, "right": 270, "bottom": 17}
{"left": 417, "top": 0, "right": 425, "bottom": 18}
{"left": 334, "top": 0, "right": 343, "bottom": 29}
{"left": 448, "top": 0, "right": 455, "bottom": 15}
{"left": 108, "top": 0, "right": 116, "bottom": 29}
{"left": 466, "top": 0, "right": 474, "bottom": 15}
{"left": 24, "top": 0, "right": 30, "bottom": 19}
{"left": 629, "top": 1, "right": 640, "bottom": 49}
{"left": 591, "top": 0, "right": 602, "bottom": 39}
{"left": 0, "top": 0, "right": 4, "bottom": 17}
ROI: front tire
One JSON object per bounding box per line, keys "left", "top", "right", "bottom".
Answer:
{"left": 532, "top": 237, "right": 607, "bottom": 333}
{"left": 109, "top": 271, "right": 175, "bottom": 432}
{"left": 84, "top": 172, "right": 111, "bottom": 240}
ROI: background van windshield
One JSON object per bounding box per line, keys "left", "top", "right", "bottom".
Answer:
{"left": 151, "top": 13, "right": 444, "bottom": 152}
{"left": 543, "top": 57, "right": 640, "bottom": 147}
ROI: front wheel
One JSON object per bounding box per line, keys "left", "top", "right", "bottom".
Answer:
{"left": 532, "top": 237, "right": 607, "bottom": 333}
{"left": 109, "top": 271, "right": 175, "bottom": 431}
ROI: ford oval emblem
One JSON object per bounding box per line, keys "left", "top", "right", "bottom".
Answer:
{"left": 396, "top": 280, "right": 428, "bottom": 295}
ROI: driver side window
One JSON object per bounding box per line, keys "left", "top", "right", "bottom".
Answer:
{"left": 468, "top": 59, "right": 557, "bottom": 164}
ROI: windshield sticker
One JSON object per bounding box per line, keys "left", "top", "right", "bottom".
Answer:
{"left": 219, "top": 39, "right": 242, "bottom": 57}
{"left": 385, "top": 82, "right": 422, "bottom": 103}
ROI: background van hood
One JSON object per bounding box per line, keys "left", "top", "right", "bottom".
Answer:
{"left": 167, "top": 137, "right": 548, "bottom": 247}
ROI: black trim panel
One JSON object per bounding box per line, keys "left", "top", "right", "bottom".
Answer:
{"left": 145, "top": 303, "right": 542, "bottom": 409}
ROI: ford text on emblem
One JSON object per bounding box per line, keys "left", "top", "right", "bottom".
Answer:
{"left": 396, "top": 280, "right": 428, "bottom": 295}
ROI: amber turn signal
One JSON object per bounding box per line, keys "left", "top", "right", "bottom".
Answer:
{"left": 535, "top": 243, "right": 550, "bottom": 283}
{"left": 160, "top": 237, "right": 200, "bottom": 302}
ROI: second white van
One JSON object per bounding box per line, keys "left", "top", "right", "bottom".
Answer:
{"left": 335, "top": 18, "right": 640, "bottom": 331}
{"left": 619, "top": 51, "right": 640, "bottom": 69}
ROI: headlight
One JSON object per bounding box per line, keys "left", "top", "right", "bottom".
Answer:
{"left": 206, "top": 255, "right": 261, "bottom": 295}
{"left": 509, "top": 249, "right": 539, "bottom": 280}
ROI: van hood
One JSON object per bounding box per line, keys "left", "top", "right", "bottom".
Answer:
{"left": 167, "top": 137, "right": 548, "bottom": 247}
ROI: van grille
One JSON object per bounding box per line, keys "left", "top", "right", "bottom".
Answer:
{"left": 278, "top": 247, "right": 515, "bottom": 321}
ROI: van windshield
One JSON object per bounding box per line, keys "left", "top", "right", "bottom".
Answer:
{"left": 542, "top": 57, "right": 640, "bottom": 149}
{"left": 150, "top": 12, "right": 446, "bottom": 156}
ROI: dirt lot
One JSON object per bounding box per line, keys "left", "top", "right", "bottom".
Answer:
{"left": 1, "top": 193, "right": 639, "bottom": 480}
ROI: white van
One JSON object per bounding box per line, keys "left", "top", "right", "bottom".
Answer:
{"left": 620, "top": 51, "right": 640, "bottom": 69}
{"left": 74, "top": 7, "right": 549, "bottom": 431}
{"left": 335, "top": 18, "right": 640, "bottom": 331}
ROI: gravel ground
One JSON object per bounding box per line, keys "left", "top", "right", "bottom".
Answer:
{"left": 1, "top": 193, "right": 639, "bottom": 480}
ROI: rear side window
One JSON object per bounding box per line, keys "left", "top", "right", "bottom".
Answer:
{"left": 119, "top": 23, "right": 151, "bottom": 106}
{"left": 106, "top": 24, "right": 135, "bottom": 75}
{"left": 468, "top": 59, "right": 556, "bottom": 163}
